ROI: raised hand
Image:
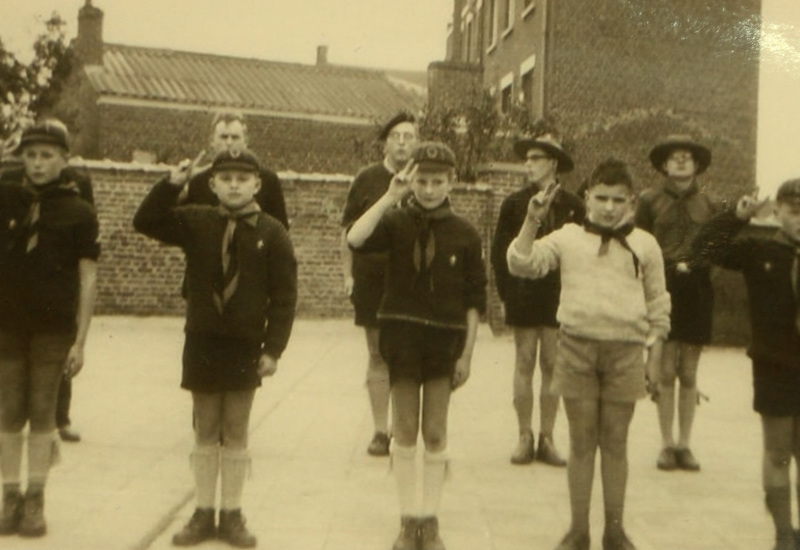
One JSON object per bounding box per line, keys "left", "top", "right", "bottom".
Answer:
{"left": 169, "top": 149, "right": 208, "bottom": 187}
{"left": 735, "top": 188, "right": 768, "bottom": 221}
{"left": 527, "top": 181, "right": 560, "bottom": 222}
{"left": 388, "top": 160, "right": 417, "bottom": 201}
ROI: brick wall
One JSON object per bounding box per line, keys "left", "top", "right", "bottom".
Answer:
{"left": 83, "top": 159, "right": 751, "bottom": 345}
{"left": 82, "top": 161, "right": 498, "bottom": 322}
{"left": 88, "top": 103, "right": 381, "bottom": 174}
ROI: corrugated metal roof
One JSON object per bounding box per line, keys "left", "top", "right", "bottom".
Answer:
{"left": 85, "top": 44, "right": 426, "bottom": 119}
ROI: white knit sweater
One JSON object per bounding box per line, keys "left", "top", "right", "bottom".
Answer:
{"left": 507, "top": 223, "right": 671, "bottom": 343}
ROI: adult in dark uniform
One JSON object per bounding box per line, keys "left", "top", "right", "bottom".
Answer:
{"left": 491, "top": 132, "right": 584, "bottom": 466}
{"left": 340, "top": 112, "right": 418, "bottom": 456}
{"left": 179, "top": 110, "right": 288, "bottom": 229}
{"left": 635, "top": 135, "right": 717, "bottom": 472}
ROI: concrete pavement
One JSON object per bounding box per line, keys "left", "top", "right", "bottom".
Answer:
{"left": 0, "top": 317, "right": 780, "bottom": 549}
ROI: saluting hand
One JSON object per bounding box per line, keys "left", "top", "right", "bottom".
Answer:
{"left": 735, "top": 188, "right": 768, "bottom": 221}
{"left": 387, "top": 160, "right": 417, "bottom": 202}
{"left": 169, "top": 149, "right": 208, "bottom": 187}
{"left": 527, "top": 182, "right": 560, "bottom": 223}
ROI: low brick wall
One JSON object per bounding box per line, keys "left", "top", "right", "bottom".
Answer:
{"left": 83, "top": 160, "right": 499, "bottom": 322}
{"left": 82, "top": 159, "right": 751, "bottom": 346}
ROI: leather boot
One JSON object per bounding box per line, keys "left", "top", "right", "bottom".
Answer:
{"left": 218, "top": 509, "right": 256, "bottom": 548}
{"left": 172, "top": 508, "right": 216, "bottom": 546}
{"left": 0, "top": 487, "right": 22, "bottom": 535}
{"left": 536, "top": 434, "right": 567, "bottom": 467}
{"left": 419, "top": 516, "right": 446, "bottom": 550}
{"left": 510, "top": 430, "right": 535, "bottom": 465}
{"left": 392, "top": 516, "right": 419, "bottom": 550}
{"left": 18, "top": 489, "right": 46, "bottom": 537}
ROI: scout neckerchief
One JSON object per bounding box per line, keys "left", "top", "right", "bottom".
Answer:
{"left": 212, "top": 201, "right": 261, "bottom": 315}
{"left": 407, "top": 196, "right": 454, "bottom": 292}
{"left": 583, "top": 218, "right": 640, "bottom": 278}
{"left": 773, "top": 230, "right": 800, "bottom": 333}
{"left": 22, "top": 176, "right": 80, "bottom": 253}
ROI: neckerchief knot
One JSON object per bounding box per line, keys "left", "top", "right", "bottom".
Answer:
{"left": 583, "top": 219, "right": 640, "bottom": 278}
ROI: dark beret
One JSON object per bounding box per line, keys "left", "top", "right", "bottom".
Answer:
{"left": 378, "top": 111, "right": 417, "bottom": 142}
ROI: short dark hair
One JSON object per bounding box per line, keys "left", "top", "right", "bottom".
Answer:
{"left": 210, "top": 110, "right": 247, "bottom": 131}
{"left": 587, "top": 159, "right": 634, "bottom": 191}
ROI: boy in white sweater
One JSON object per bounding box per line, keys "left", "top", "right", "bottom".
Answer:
{"left": 507, "top": 159, "right": 670, "bottom": 550}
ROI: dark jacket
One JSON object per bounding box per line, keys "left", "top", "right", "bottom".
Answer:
{"left": 636, "top": 180, "right": 717, "bottom": 271}
{"left": 184, "top": 166, "right": 289, "bottom": 229}
{"left": 134, "top": 180, "right": 297, "bottom": 358}
{"left": 0, "top": 173, "right": 100, "bottom": 334}
{"left": 491, "top": 185, "right": 585, "bottom": 327}
{"left": 694, "top": 211, "right": 800, "bottom": 369}
{"left": 354, "top": 199, "right": 487, "bottom": 330}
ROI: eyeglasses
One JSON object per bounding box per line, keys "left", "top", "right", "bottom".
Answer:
{"left": 387, "top": 131, "right": 417, "bottom": 142}
{"left": 526, "top": 154, "right": 551, "bottom": 162}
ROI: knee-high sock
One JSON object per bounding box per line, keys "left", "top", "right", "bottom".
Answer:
{"left": 220, "top": 447, "right": 250, "bottom": 511}
{"left": 27, "top": 431, "right": 59, "bottom": 488}
{"left": 191, "top": 445, "right": 220, "bottom": 509}
{"left": 421, "top": 449, "right": 447, "bottom": 517}
{"left": 0, "top": 432, "right": 24, "bottom": 486}
{"left": 765, "top": 486, "right": 793, "bottom": 537}
{"left": 796, "top": 484, "right": 800, "bottom": 529}
{"left": 677, "top": 386, "right": 698, "bottom": 448}
{"left": 392, "top": 443, "right": 417, "bottom": 517}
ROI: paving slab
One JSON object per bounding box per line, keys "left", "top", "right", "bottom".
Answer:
{"left": 0, "top": 318, "right": 781, "bottom": 549}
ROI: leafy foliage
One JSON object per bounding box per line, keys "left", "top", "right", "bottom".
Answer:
{"left": 419, "top": 91, "right": 567, "bottom": 182}
{"left": 0, "top": 12, "right": 74, "bottom": 139}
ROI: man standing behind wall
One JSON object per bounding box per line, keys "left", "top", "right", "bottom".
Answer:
{"left": 491, "top": 132, "right": 585, "bottom": 466}
{"left": 340, "top": 112, "right": 418, "bottom": 456}
{"left": 180, "top": 111, "right": 289, "bottom": 229}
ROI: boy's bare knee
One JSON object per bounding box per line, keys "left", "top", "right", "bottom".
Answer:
{"left": 422, "top": 430, "right": 447, "bottom": 452}
{"left": 659, "top": 368, "right": 677, "bottom": 385}
{"left": 599, "top": 431, "right": 628, "bottom": 459}
{"left": 366, "top": 362, "right": 389, "bottom": 385}
{"left": 765, "top": 448, "right": 793, "bottom": 468}
{"left": 677, "top": 372, "right": 697, "bottom": 388}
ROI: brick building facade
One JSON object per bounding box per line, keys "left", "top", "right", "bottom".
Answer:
{"left": 438, "top": 0, "right": 760, "bottom": 201}
{"left": 54, "top": 1, "right": 425, "bottom": 174}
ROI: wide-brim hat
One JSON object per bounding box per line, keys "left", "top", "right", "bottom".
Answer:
{"left": 649, "top": 135, "right": 711, "bottom": 175}
{"left": 15, "top": 119, "right": 70, "bottom": 153}
{"left": 513, "top": 133, "right": 574, "bottom": 173}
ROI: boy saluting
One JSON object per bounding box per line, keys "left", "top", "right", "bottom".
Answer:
{"left": 508, "top": 159, "right": 670, "bottom": 550}
{"left": 694, "top": 182, "right": 800, "bottom": 550}
{"left": 347, "top": 142, "right": 487, "bottom": 550}
{"left": 134, "top": 148, "right": 297, "bottom": 548}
